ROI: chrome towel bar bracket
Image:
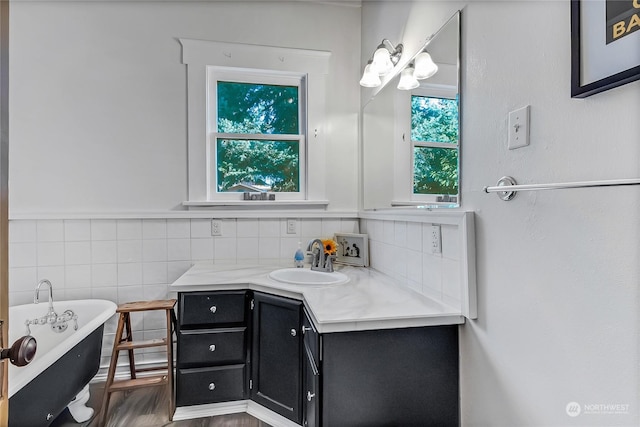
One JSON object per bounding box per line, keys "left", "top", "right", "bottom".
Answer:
{"left": 484, "top": 176, "right": 640, "bottom": 201}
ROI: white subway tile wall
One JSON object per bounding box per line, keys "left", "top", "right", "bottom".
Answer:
{"left": 8, "top": 217, "right": 359, "bottom": 370}
{"left": 360, "top": 219, "right": 461, "bottom": 309}
{"left": 10, "top": 217, "right": 464, "bottom": 373}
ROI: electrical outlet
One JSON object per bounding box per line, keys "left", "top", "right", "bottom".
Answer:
{"left": 286, "top": 219, "right": 297, "bottom": 234}
{"left": 431, "top": 225, "right": 442, "bottom": 254}
{"left": 211, "top": 219, "right": 222, "bottom": 236}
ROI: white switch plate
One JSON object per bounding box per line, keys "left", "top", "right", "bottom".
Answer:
{"left": 508, "top": 105, "right": 530, "bottom": 150}
{"left": 211, "top": 219, "right": 222, "bottom": 236}
{"left": 431, "top": 225, "right": 442, "bottom": 254}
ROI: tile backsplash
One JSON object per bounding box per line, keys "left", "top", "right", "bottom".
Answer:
{"left": 360, "top": 218, "right": 462, "bottom": 309}
{"left": 9, "top": 215, "right": 468, "bottom": 374}
{"left": 9, "top": 217, "right": 360, "bottom": 306}
{"left": 8, "top": 216, "right": 359, "bottom": 372}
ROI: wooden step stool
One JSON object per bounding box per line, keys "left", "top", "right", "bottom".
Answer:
{"left": 100, "top": 299, "right": 177, "bottom": 427}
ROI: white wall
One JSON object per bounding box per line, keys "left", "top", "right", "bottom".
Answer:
{"left": 363, "top": 1, "right": 639, "bottom": 426}
{"left": 9, "top": 1, "right": 361, "bottom": 214}
{"left": 7, "top": 0, "right": 362, "bottom": 377}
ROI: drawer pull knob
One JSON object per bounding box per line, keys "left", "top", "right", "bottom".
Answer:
{"left": 302, "top": 326, "right": 313, "bottom": 334}
{"left": 208, "top": 382, "right": 216, "bottom": 391}
{"left": 290, "top": 328, "right": 297, "bottom": 337}
{"left": 307, "top": 391, "right": 315, "bottom": 402}
{"left": 209, "top": 344, "right": 216, "bottom": 352}
{"left": 210, "top": 306, "right": 217, "bottom": 314}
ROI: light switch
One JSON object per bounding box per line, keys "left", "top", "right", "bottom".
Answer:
{"left": 508, "top": 105, "right": 530, "bottom": 150}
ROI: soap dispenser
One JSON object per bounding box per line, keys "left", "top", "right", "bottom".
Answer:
{"left": 294, "top": 242, "right": 305, "bottom": 268}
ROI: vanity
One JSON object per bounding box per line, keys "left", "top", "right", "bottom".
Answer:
{"left": 170, "top": 263, "right": 471, "bottom": 427}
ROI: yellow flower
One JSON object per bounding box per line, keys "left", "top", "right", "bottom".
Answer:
{"left": 322, "top": 239, "right": 338, "bottom": 255}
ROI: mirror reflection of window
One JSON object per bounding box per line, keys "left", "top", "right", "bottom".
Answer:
{"left": 411, "top": 95, "right": 459, "bottom": 197}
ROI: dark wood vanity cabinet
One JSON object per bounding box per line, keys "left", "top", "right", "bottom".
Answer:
{"left": 176, "top": 289, "right": 460, "bottom": 427}
{"left": 176, "top": 290, "right": 251, "bottom": 407}
{"left": 320, "top": 325, "right": 460, "bottom": 427}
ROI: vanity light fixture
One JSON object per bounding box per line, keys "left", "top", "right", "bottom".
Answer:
{"left": 414, "top": 51, "right": 438, "bottom": 80}
{"left": 397, "top": 63, "right": 419, "bottom": 90}
{"left": 359, "top": 39, "right": 403, "bottom": 87}
{"left": 359, "top": 60, "right": 382, "bottom": 87}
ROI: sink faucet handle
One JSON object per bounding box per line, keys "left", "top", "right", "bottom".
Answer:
{"left": 325, "top": 254, "right": 336, "bottom": 272}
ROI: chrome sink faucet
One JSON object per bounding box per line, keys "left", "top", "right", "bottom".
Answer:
{"left": 307, "top": 239, "right": 335, "bottom": 273}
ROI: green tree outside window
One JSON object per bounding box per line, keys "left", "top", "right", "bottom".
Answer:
{"left": 216, "top": 81, "right": 301, "bottom": 192}
{"left": 411, "top": 96, "right": 459, "bottom": 195}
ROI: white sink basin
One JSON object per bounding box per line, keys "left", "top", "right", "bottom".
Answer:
{"left": 268, "top": 268, "right": 349, "bottom": 286}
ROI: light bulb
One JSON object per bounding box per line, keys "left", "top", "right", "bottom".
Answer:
{"left": 359, "top": 63, "right": 381, "bottom": 87}
{"left": 397, "top": 66, "right": 419, "bottom": 90}
{"left": 371, "top": 47, "right": 393, "bottom": 76}
{"left": 414, "top": 52, "right": 438, "bottom": 80}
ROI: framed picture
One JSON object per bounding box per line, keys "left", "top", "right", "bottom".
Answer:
{"left": 333, "top": 233, "right": 369, "bottom": 267}
{"left": 571, "top": 0, "right": 640, "bottom": 98}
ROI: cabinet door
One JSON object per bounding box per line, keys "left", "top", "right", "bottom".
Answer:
{"left": 303, "top": 346, "right": 319, "bottom": 427}
{"left": 251, "top": 292, "right": 302, "bottom": 424}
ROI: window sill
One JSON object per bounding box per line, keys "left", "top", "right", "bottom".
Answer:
{"left": 182, "top": 200, "right": 330, "bottom": 209}
{"left": 390, "top": 200, "right": 459, "bottom": 208}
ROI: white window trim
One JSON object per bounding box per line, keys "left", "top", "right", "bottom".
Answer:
{"left": 393, "top": 84, "right": 459, "bottom": 205}
{"left": 207, "top": 68, "right": 306, "bottom": 200}
{"left": 179, "top": 39, "right": 331, "bottom": 207}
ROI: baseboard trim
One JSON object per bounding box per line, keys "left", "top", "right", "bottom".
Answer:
{"left": 173, "top": 400, "right": 249, "bottom": 420}
{"left": 173, "top": 400, "right": 299, "bottom": 426}
{"left": 92, "top": 360, "right": 301, "bottom": 426}
{"left": 246, "top": 401, "right": 301, "bottom": 427}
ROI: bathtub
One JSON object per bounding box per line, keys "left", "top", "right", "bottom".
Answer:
{"left": 8, "top": 299, "right": 116, "bottom": 427}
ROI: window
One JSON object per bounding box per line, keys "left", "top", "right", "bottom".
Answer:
{"left": 210, "top": 73, "right": 306, "bottom": 200}
{"left": 180, "top": 39, "right": 330, "bottom": 206}
{"left": 410, "top": 93, "right": 459, "bottom": 203}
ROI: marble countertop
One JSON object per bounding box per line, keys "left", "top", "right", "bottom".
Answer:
{"left": 170, "top": 262, "right": 465, "bottom": 333}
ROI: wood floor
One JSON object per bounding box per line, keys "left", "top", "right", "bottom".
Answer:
{"left": 50, "top": 382, "right": 271, "bottom": 427}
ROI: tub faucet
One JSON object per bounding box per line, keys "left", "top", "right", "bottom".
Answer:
{"left": 27, "top": 280, "right": 77, "bottom": 334}
{"left": 34, "top": 279, "right": 56, "bottom": 319}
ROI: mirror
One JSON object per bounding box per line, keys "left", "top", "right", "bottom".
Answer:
{"left": 362, "top": 11, "right": 461, "bottom": 210}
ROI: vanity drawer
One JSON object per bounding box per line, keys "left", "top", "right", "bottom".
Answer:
{"left": 178, "top": 328, "right": 247, "bottom": 366}
{"left": 176, "top": 364, "right": 246, "bottom": 406}
{"left": 179, "top": 291, "right": 248, "bottom": 326}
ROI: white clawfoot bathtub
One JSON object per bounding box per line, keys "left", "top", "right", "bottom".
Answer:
{"left": 8, "top": 299, "right": 116, "bottom": 426}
